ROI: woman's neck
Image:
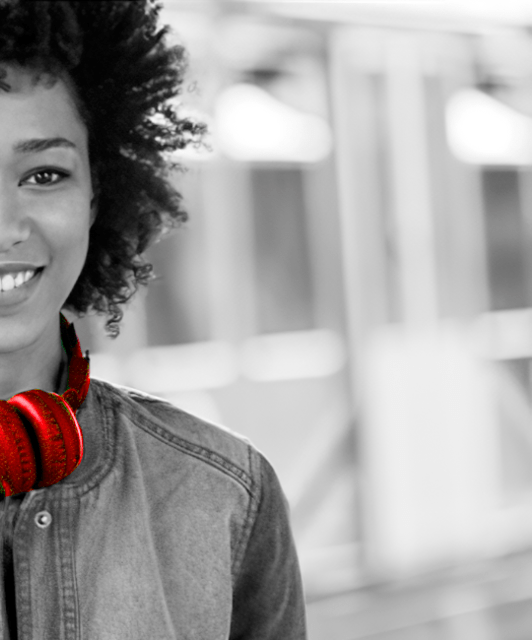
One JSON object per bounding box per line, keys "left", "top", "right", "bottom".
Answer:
{"left": 54, "top": 347, "right": 69, "bottom": 395}
{"left": 0, "top": 321, "right": 64, "bottom": 401}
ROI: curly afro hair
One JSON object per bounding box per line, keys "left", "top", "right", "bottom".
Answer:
{"left": 0, "top": 0, "right": 207, "bottom": 338}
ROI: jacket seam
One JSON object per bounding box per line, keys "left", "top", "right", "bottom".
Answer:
{"left": 102, "top": 381, "right": 256, "bottom": 496}
{"left": 135, "top": 420, "right": 254, "bottom": 495}
{"left": 231, "top": 445, "right": 262, "bottom": 579}
{"left": 59, "top": 492, "right": 79, "bottom": 640}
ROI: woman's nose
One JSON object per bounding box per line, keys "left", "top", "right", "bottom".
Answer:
{"left": 0, "top": 188, "right": 31, "bottom": 251}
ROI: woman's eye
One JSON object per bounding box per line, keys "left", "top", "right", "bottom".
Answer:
{"left": 21, "top": 169, "right": 69, "bottom": 187}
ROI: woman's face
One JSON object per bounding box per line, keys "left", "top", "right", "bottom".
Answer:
{"left": 0, "top": 64, "right": 94, "bottom": 355}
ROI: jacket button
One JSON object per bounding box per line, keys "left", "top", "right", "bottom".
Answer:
{"left": 35, "top": 511, "right": 52, "bottom": 529}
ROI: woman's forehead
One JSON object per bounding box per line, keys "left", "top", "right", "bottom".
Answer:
{"left": 0, "top": 64, "right": 87, "bottom": 144}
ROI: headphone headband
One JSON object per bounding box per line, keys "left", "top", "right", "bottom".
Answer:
{"left": 59, "top": 313, "right": 90, "bottom": 412}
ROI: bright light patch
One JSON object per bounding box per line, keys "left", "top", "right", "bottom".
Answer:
{"left": 127, "top": 342, "right": 239, "bottom": 392}
{"left": 240, "top": 330, "right": 346, "bottom": 381}
{"left": 446, "top": 88, "right": 532, "bottom": 166}
{"left": 214, "top": 83, "right": 332, "bottom": 163}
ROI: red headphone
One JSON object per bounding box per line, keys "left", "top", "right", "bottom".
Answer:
{"left": 0, "top": 313, "right": 90, "bottom": 497}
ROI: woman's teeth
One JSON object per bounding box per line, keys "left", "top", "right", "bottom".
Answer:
{"left": 0, "top": 269, "right": 37, "bottom": 292}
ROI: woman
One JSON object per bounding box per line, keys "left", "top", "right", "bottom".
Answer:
{"left": 0, "top": 1, "right": 307, "bottom": 638}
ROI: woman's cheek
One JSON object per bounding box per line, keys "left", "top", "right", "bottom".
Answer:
{"left": 40, "top": 197, "right": 91, "bottom": 264}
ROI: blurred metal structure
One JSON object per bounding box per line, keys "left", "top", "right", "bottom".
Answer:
{"left": 66, "top": 1, "right": 532, "bottom": 638}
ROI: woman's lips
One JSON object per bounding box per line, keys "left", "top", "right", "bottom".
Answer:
{"left": 0, "top": 267, "right": 44, "bottom": 307}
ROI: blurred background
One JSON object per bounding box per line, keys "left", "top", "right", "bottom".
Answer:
{"left": 64, "top": 0, "right": 532, "bottom": 637}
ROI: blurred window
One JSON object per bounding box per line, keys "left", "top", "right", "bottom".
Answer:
{"left": 144, "top": 170, "right": 211, "bottom": 346}
{"left": 482, "top": 168, "right": 531, "bottom": 310}
{"left": 496, "top": 358, "right": 532, "bottom": 504}
{"left": 250, "top": 166, "right": 315, "bottom": 333}
{"left": 480, "top": 167, "right": 532, "bottom": 504}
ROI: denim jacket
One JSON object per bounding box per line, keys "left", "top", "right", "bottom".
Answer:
{"left": 0, "top": 377, "right": 308, "bottom": 639}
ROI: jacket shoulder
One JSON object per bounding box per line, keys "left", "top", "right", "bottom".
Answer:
{"left": 90, "top": 377, "right": 258, "bottom": 490}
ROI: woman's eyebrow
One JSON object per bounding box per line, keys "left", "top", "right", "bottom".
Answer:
{"left": 13, "top": 137, "right": 77, "bottom": 154}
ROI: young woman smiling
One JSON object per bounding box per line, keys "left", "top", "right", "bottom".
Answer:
{"left": 0, "top": 2, "right": 307, "bottom": 639}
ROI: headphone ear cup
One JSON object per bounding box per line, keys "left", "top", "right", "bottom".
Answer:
{"left": 8, "top": 390, "right": 83, "bottom": 489}
{"left": 0, "top": 401, "right": 37, "bottom": 495}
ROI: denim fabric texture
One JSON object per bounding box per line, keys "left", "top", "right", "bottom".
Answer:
{"left": 0, "top": 377, "right": 308, "bottom": 639}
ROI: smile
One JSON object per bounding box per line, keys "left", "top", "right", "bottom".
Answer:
{"left": 0, "top": 267, "right": 44, "bottom": 298}
{"left": 0, "top": 269, "right": 41, "bottom": 293}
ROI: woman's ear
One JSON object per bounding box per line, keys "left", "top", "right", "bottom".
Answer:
{"left": 89, "top": 167, "right": 100, "bottom": 227}
{"left": 0, "top": 67, "right": 11, "bottom": 92}
{"left": 90, "top": 195, "right": 98, "bottom": 226}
